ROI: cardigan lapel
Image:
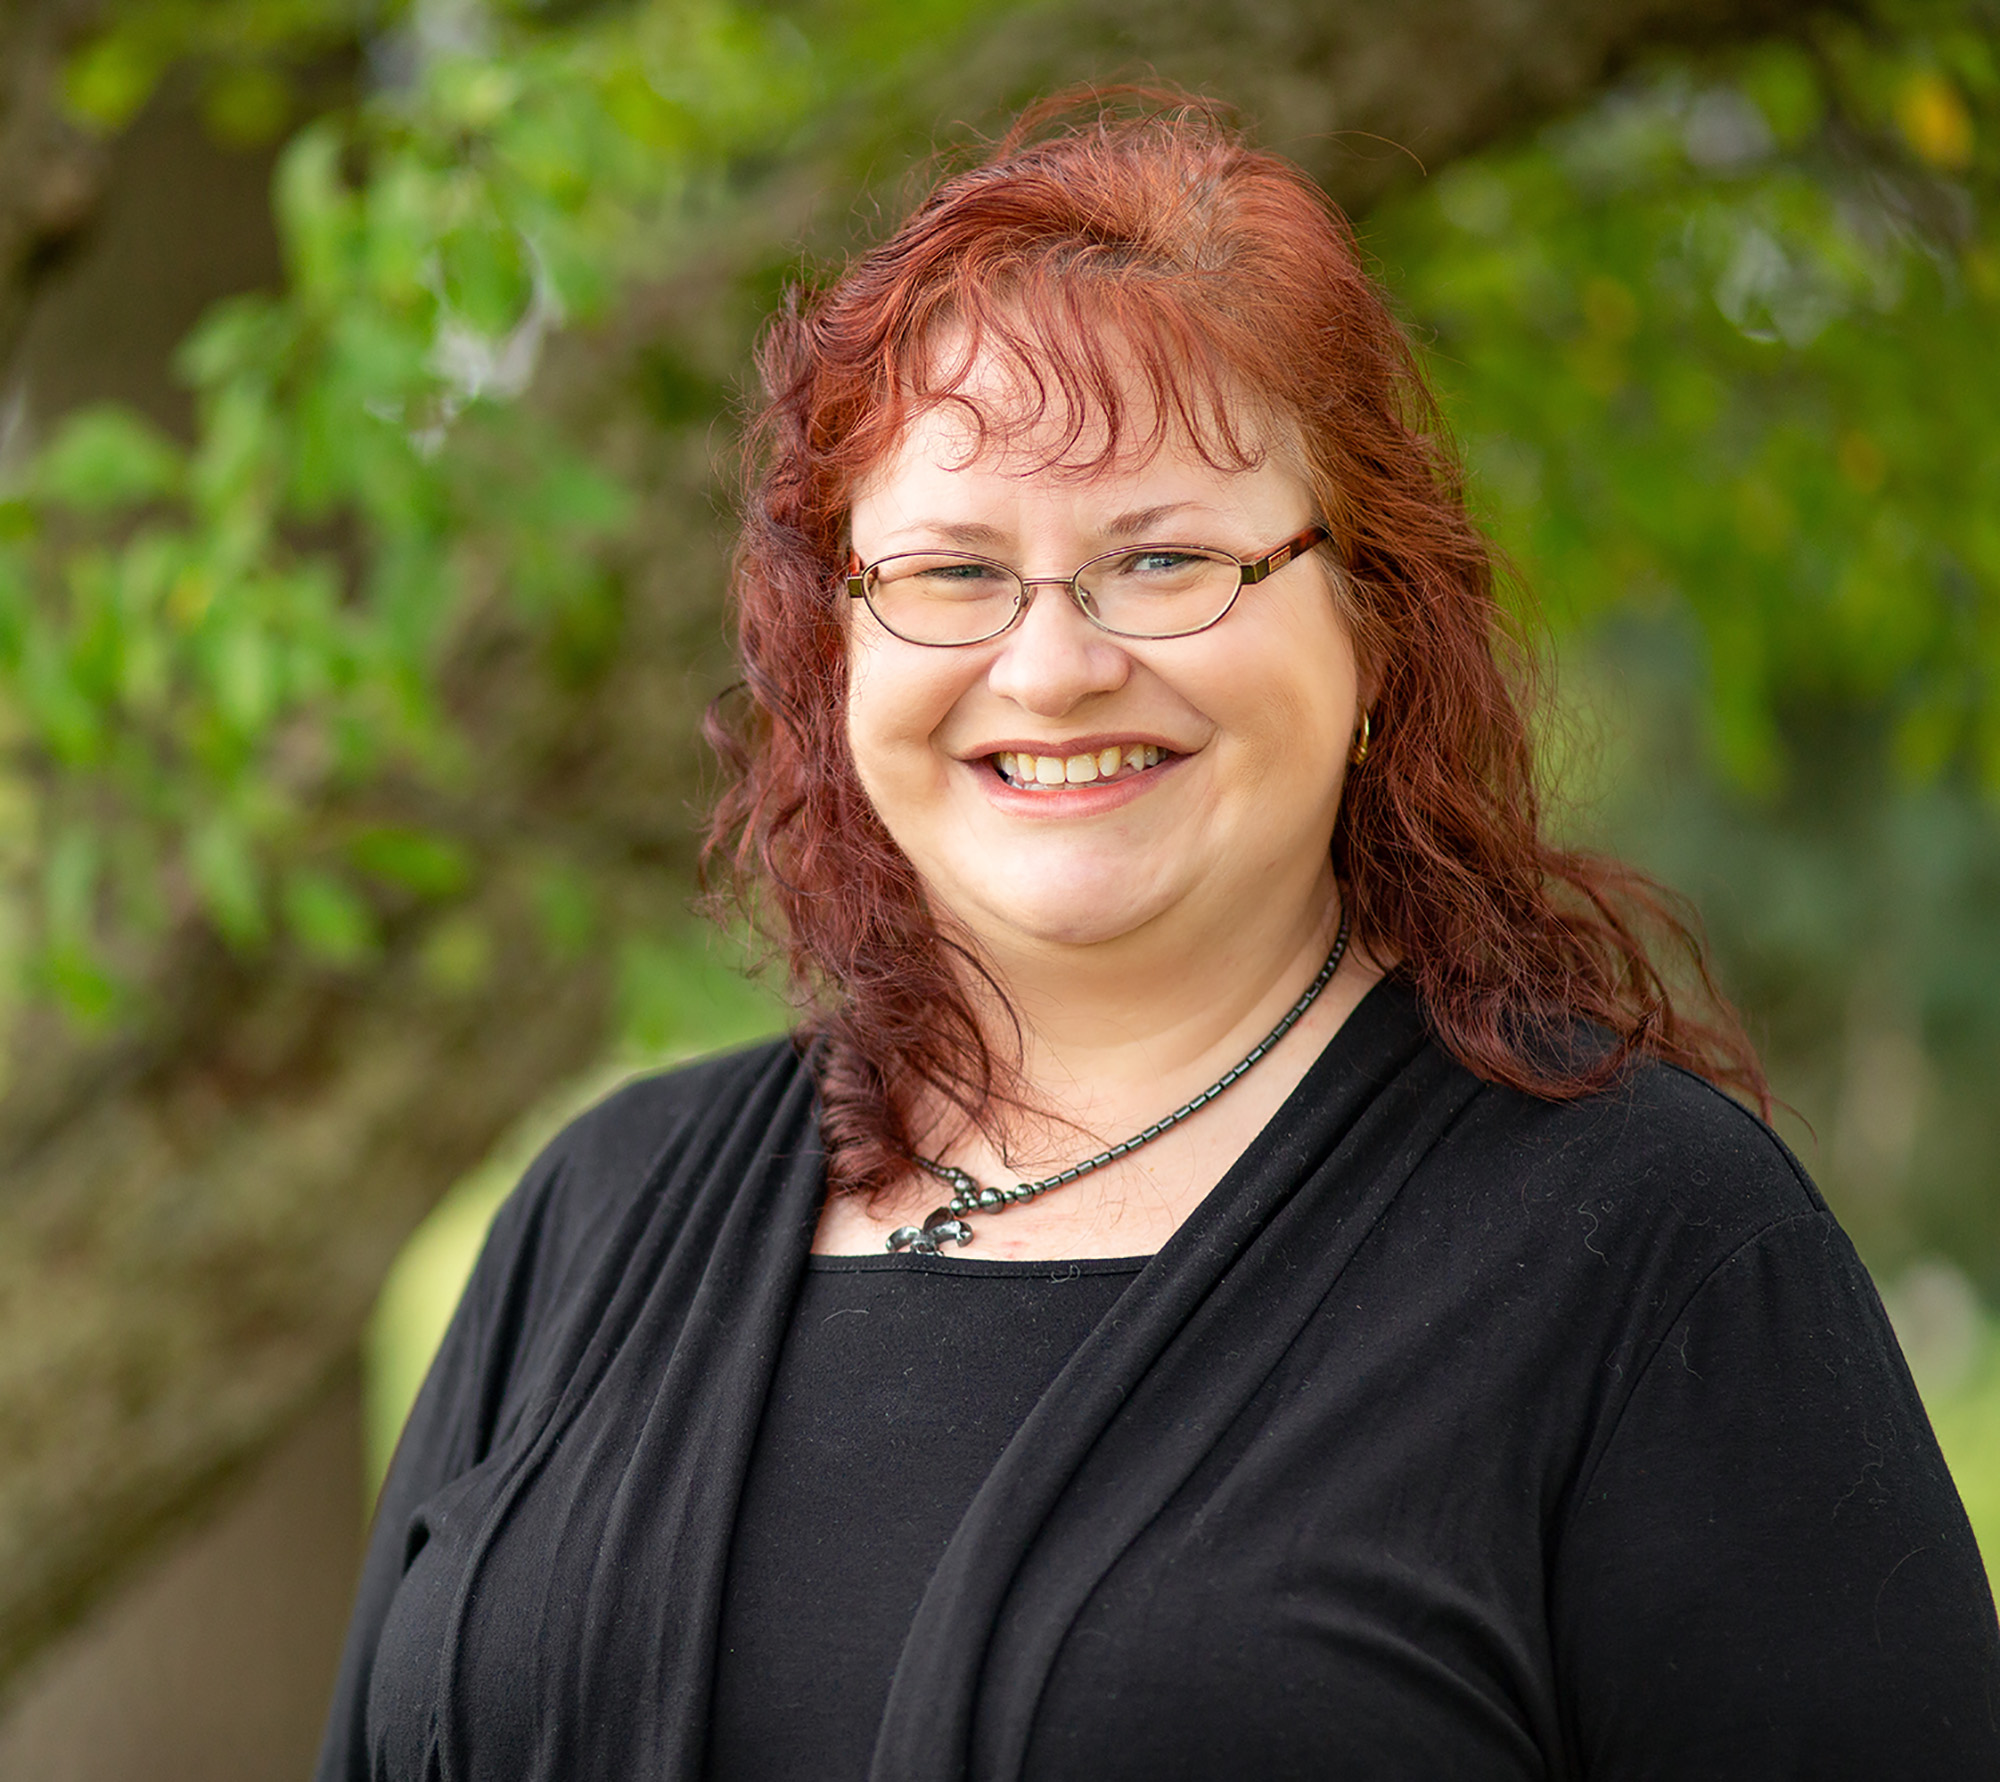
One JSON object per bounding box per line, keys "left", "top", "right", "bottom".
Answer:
{"left": 868, "top": 982, "right": 1479, "bottom": 1782}
{"left": 433, "top": 1042, "right": 827, "bottom": 1782}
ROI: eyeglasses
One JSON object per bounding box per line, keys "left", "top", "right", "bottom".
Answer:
{"left": 846, "top": 524, "right": 1330, "bottom": 647}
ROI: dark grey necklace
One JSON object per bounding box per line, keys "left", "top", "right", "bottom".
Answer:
{"left": 887, "top": 908, "right": 1352, "bottom": 1254}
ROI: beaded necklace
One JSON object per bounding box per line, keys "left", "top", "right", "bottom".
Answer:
{"left": 887, "top": 907, "right": 1351, "bottom": 1254}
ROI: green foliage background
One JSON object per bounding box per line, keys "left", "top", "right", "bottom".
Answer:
{"left": 3, "top": 0, "right": 1997, "bottom": 1543}
{"left": 1371, "top": 8, "right": 2000, "bottom": 1282}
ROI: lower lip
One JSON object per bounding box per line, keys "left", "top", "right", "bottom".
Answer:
{"left": 975, "top": 754, "right": 1181, "bottom": 814}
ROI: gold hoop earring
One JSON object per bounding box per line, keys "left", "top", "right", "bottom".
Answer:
{"left": 1349, "top": 710, "right": 1372, "bottom": 768}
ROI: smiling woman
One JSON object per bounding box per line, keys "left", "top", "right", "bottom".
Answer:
{"left": 316, "top": 91, "right": 2000, "bottom": 1782}
{"left": 715, "top": 93, "right": 1785, "bottom": 1224}
{"left": 833, "top": 378, "right": 1361, "bottom": 1195}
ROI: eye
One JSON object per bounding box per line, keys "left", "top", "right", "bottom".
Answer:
{"left": 1125, "top": 549, "right": 1205, "bottom": 575}
{"left": 1088, "top": 548, "right": 1225, "bottom": 593}
{"left": 874, "top": 554, "right": 1015, "bottom": 596}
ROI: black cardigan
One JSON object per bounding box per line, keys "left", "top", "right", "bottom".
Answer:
{"left": 317, "top": 979, "right": 2000, "bottom": 1780}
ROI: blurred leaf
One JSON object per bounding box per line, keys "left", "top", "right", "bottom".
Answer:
{"left": 532, "top": 858, "right": 596, "bottom": 960}
{"left": 615, "top": 929, "right": 791, "bottom": 1058}
{"left": 43, "top": 827, "right": 100, "bottom": 949}
{"left": 61, "top": 31, "right": 167, "bottom": 132}
{"left": 34, "top": 410, "right": 184, "bottom": 511}
{"left": 202, "top": 60, "right": 294, "bottom": 148}
{"left": 187, "top": 815, "right": 266, "bottom": 945}
{"left": 348, "top": 826, "right": 472, "bottom": 898}
{"left": 282, "top": 866, "right": 378, "bottom": 965}
{"left": 1896, "top": 68, "right": 1976, "bottom": 169}
{"left": 419, "top": 910, "right": 492, "bottom": 991}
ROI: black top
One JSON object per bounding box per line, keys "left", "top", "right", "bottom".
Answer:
{"left": 317, "top": 979, "right": 2000, "bottom": 1782}
{"left": 706, "top": 1257, "right": 1143, "bottom": 1782}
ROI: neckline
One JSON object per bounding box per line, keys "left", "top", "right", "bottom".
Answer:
{"left": 809, "top": 970, "right": 1409, "bottom": 1267}
{"left": 806, "top": 1253, "right": 1151, "bottom": 1278}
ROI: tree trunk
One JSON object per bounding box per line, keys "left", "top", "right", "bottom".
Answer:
{"left": 0, "top": 0, "right": 110, "bottom": 373}
{"left": 0, "top": 0, "right": 1836, "bottom": 1695}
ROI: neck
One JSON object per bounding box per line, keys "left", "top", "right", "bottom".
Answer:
{"left": 931, "top": 866, "right": 1347, "bottom": 1173}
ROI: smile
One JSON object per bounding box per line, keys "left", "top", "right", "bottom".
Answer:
{"left": 991, "top": 743, "right": 1167, "bottom": 790}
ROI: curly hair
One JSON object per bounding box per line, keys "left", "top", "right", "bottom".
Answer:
{"left": 703, "top": 89, "right": 1767, "bottom": 1196}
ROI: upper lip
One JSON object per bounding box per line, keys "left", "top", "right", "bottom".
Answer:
{"left": 964, "top": 733, "right": 1187, "bottom": 760}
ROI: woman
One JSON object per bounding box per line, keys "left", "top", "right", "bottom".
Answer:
{"left": 318, "top": 95, "right": 2000, "bottom": 1780}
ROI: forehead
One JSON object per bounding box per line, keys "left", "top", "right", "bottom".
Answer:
{"left": 850, "top": 424, "right": 1269, "bottom": 552}
{"left": 851, "top": 329, "right": 1291, "bottom": 515}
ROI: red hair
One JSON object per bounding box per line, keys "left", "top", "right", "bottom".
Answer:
{"left": 704, "top": 90, "right": 1767, "bottom": 1195}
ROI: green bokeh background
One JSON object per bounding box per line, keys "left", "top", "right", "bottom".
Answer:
{"left": 351, "top": 12, "right": 2000, "bottom": 1568}
{"left": 4, "top": 0, "right": 1996, "bottom": 1581}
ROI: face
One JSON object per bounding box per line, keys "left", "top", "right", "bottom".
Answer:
{"left": 843, "top": 362, "right": 1363, "bottom": 969}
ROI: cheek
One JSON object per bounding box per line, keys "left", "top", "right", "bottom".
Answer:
{"left": 843, "top": 637, "right": 964, "bottom": 795}
{"left": 842, "top": 645, "right": 900, "bottom": 797}
{"left": 1205, "top": 612, "right": 1358, "bottom": 783}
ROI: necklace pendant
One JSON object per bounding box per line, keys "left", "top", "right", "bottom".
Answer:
{"left": 924, "top": 1207, "right": 973, "bottom": 1249}
{"left": 885, "top": 1207, "right": 975, "bottom": 1254}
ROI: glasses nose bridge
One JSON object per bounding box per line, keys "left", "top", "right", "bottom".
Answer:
{"left": 1007, "top": 569, "right": 1097, "bottom": 634}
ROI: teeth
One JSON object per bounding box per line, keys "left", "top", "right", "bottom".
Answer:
{"left": 995, "top": 744, "right": 1168, "bottom": 788}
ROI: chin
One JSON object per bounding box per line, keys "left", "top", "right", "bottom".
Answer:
{"left": 966, "top": 884, "right": 1165, "bottom": 951}
{"left": 923, "top": 843, "right": 1182, "bottom": 952}
{"left": 1009, "top": 913, "right": 1145, "bottom": 949}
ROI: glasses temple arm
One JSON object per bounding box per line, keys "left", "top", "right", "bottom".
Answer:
{"left": 1238, "top": 524, "right": 1330, "bottom": 585}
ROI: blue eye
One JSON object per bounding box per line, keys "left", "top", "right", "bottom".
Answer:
{"left": 1090, "top": 549, "right": 1223, "bottom": 591}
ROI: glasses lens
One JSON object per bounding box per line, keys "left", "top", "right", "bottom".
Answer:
{"left": 865, "top": 554, "right": 1022, "bottom": 644}
{"left": 1074, "top": 546, "right": 1241, "bottom": 638}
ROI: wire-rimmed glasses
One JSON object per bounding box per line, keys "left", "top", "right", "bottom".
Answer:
{"left": 846, "top": 524, "right": 1330, "bottom": 647}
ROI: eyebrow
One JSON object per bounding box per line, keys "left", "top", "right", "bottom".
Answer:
{"left": 881, "top": 503, "right": 1213, "bottom": 552}
{"left": 889, "top": 519, "right": 1012, "bottom": 550}
{"left": 1102, "top": 502, "right": 1205, "bottom": 536}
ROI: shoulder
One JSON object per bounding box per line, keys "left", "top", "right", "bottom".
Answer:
{"left": 1427, "top": 1044, "right": 1823, "bottom": 1254}
{"left": 509, "top": 1034, "right": 809, "bottom": 1240}
{"left": 1371, "top": 1030, "right": 1838, "bottom": 1390}
{"left": 1359, "top": 1034, "right": 1898, "bottom": 1508}
{"left": 1350, "top": 979, "right": 1812, "bottom": 1221}
{"left": 531, "top": 1036, "right": 809, "bottom": 1204}
{"left": 1325, "top": 979, "right": 1824, "bottom": 1300}
{"left": 464, "top": 1035, "right": 812, "bottom": 1344}
{"left": 403, "top": 1035, "right": 814, "bottom": 1459}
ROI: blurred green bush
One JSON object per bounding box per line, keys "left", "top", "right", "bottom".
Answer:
{"left": 5, "top": 0, "right": 1995, "bottom": 1569}
{"left": 1365, "top": 10, "right": 2000, "bottom": 1284}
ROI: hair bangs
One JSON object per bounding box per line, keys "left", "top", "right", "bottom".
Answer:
{"left": 862, "top": 268, "right": 1273, "bottom": 489}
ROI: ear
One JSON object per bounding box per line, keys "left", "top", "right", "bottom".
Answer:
{"left": 1321, "top": 554, "right": 1385, "bottom": 708}
{"left": 1357, "top": 657, "right": 1386, "bottom": 710}
{"left": 1341, "top": 585, "right": 1386, "bottom": 710}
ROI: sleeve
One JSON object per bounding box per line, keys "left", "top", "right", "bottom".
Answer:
{"left": 1553, "top": 1210, "right": 2000, "bottom": 1779}
{"left": 312, "top": 1143, "right": 572, "bottom": 1782}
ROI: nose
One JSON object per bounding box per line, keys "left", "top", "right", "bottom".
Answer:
{"left": 984, "top": 580, "right": 1133, "bottom": 715}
